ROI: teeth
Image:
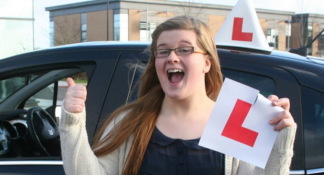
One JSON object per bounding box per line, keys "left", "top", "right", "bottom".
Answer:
{"left": 168, "top": 69, "right": 183, "bottom": 73}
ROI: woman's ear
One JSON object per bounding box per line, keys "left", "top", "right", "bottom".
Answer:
{"left": 203, "top": 55, "right": 212, "bottom": 73}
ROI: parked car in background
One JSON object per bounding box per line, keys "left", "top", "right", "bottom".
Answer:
{"left": 0, "top": 41, "right": 323, "bottom": 174}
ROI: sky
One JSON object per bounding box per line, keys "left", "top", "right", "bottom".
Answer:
{"left": 33, "top": 0, "right": 324, "bottom": 49}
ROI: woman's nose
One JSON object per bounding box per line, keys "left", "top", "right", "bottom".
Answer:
{"left": 167, "top": 51, "right": 180, "bottom": 63}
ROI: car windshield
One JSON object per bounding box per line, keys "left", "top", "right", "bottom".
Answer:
{"left": 0, "top": 77, "right": 26, "bottom": 103}
{"left": 0, "top": 73, "right": 44, "bottom": 103}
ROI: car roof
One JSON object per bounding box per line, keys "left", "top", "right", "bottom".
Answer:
{"left": 0, "top": 41, "right": 150, "bottom": 61}
{"left": 48, "top": 41, "right": 151, "bottom": 49}
{"left": 307, "top": 56, "right": 324, "bottom": 65}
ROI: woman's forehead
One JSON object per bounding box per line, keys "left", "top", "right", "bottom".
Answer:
{"left": 156, "top": 30, "right": 197, "bottom": 47}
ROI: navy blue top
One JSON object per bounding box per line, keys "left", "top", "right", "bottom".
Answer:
{"left": 140, "top": 127, "right": 224, "bottom": 175}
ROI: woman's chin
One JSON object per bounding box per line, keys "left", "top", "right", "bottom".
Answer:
{"left": 164, "top": 91, "right": 186, "bottom": 101}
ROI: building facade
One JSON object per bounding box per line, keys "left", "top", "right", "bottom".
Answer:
{"left": 290, "top": 13, "right": 324, "bottom": 56}
{"left": 0, "top": 0, "right": 34, "bottom": 59}
{"left": 46, "top": 0, "right": 324, "bottom": 56}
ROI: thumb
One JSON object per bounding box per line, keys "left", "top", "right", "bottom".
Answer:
{"left": 66, "top": 77, "right": 75, "bottom": 87}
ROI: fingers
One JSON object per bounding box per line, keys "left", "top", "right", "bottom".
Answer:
{"left": 268, "top": 95, "right": 295, "bottom": 131}
{"left": 269, "top": 110, "right": 295, "bottom": 131}
{"left": 64, "top": 78, "right": 87, "bottom": 113}
{"left": 268, "top": 95, "right": 290, "bottom": 111}
{"left": 66, "top": 86, "right": 87, "bottom": 100}
{"left": 66, "top": 77, "right": 75, "bottom": 87}
{"left": 64, "top": 98, "right": 85, "bottom": 113}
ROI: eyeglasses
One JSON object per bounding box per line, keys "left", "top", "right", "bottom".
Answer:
{"left": 153, "top": 46, "right": 206, "bottom": 58}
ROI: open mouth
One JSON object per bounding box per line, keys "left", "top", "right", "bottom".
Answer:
{"left": 168, "top": 69, "right": 184, "bottom": 83}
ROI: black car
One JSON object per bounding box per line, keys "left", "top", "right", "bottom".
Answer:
{"left": 0, "top": 41, "right": 323, "bottom": 174}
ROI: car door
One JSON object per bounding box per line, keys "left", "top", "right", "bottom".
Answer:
{"left": 96, "top": 48, "right": 149, "bottom": 135}
{"left": 218, "top": 50, "right": 304, "bottom": 174}
{"left": 0, "top": 68, "right": 91, "bottom": 174}
{"left": 0, "top": 48, "right": 119, "bottom": 174}
{"left": 301, "top": 86, "right": 324, "bottom": 174}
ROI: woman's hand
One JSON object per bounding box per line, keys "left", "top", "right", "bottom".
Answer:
{"left": 64, "top": 77, "right": 87, "bottom": 113}
{"left": 268, "top": 95, "right": 296, "bottom": 131}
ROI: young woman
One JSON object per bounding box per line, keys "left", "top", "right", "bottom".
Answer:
{"left": 61, "top": 15, "right": 296, "bottom": 175}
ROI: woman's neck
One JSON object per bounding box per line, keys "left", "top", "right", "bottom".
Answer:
{"left": 156, "top": 94, "right": 215, "bottom": 140}
{"left": 160, "top": 94, "right": 214, "bottom": 118}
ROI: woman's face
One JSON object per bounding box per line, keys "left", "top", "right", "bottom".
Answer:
{"left": 155, "top": 29, "right": 211, "bottom": 101}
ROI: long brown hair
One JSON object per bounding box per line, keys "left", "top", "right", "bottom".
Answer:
{"left": 91, "top": 15, "right": 223, "bottom": 174}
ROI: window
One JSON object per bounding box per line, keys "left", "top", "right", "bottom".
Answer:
{"left": 302, "top": 87, "right": 324, "bottom": 169}
{"left": 49, "top": 21, "right": 54, "bottom": 47}
{"left": 307, "top": 25, "right": 313, "bottom": 55}
{"left": 114, "top": 13, "right": 128, "bottom": 41}
{"left": 0, "top": 69, "right": 87, "bottom": 159}
{"left": 24, "top": 83, "right": 55, "bottom": 110}
{"left": 140, "top": 21, "right": 148, "bottom": 41}
{"left": 24, "top": 71, "right": 88, "bottom": 120}
{"left": 0, "top": 73, "right": 44, "bottom": 103}
{"left": 82, "top": 32, "right": 87, "bottom": 42}
{"left": 222, "top": 69, "right": 276, "bottom": 98}
{"left": 140, "top": 22, "right": 156, "bottom": 42}
{"left": 126, "top": 62, "right": 146, "bottom": 103}
{"left": 81, "top": 13, "right": 87, "bottom": 42}
{"left": 285, "top": 23, "right": 291, "bottom": 50}
{"left": 318, "top": 33, "right": 324, "bottom": 57}
{"left": 267, "top": 29, "right": 278, "bottom": 49}
{"left": 0, "top": 77, "right": 26, "bottom": 103}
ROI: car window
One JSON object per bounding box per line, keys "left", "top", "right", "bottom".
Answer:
{"left": 127, "top": 68, "right": 276, "bottom": 103}
{"left": 126, "top": 62, "right": 145, "bottom": 103}
{"left": 24, "top": 83, "right": 55, "bottom": 110}
{"left": 222, "top": 69, "right": 276, "bottom": 98}
{"left": 302, "top": 87, "right": 324, "bottom": 171}
{"left": 0, "top": 77, "right": 26, "bottom": 103}
{"left": 0, "top": 73, "right": 46, "bottom": 104}
{"left": 24, "top": 72, "right": 88, "bottom": 121}
{"left": 0, "top": 69, "right": 88, "bottom": 160}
